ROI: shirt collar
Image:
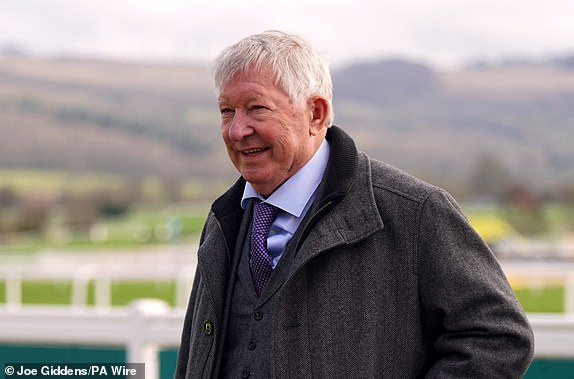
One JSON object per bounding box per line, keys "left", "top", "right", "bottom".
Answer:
{"left": 241, "top": 139, "right": 330, "bottom": 217}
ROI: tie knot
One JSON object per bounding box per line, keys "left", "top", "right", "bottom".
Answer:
{"left": 253, "top": 201, "right": 278, "bottom": 233}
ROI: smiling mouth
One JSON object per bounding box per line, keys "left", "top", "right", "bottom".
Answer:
{"left": 241, "top": 147, "right": 270, "bottom": 156}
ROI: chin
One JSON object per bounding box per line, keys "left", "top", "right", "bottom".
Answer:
{"left": 241, "top": 169, "right": 269, "bottom": 183}
{"left": 245, "top": 177, "right": 279, "bottom": 195}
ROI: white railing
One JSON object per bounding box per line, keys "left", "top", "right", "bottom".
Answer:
{"left": 0, "top": 248, "right": 197, "bottom": 309}
{"left": 3, "top": 256, "right": 574, "bottom": 313}
{"left": 530, "top": 313, "right": 574, "bottom": 359}
{"left": 0, "top": 303, "right": 573, "bottom": 379}
{"left": 0, "top": 300, "right": 184, "bottom": 379}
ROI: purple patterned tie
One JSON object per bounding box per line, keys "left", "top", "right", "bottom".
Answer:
{"left": 250, "top": 200, "right": 278, "bottom": 296}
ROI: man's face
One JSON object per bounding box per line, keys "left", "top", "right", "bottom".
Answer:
{"left": 218, "top": 68, "right": 323, "bottom": 196}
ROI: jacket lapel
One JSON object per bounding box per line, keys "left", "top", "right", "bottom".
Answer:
{"left": 197, "top": 178, "right": 246, "bottom": 320}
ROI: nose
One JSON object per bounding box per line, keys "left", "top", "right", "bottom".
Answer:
{"left": 227, "top": 112, "right": 254, "bottom": 141}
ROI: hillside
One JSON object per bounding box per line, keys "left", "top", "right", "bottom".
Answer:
{"left": 0, "top": 57, "right": 232, "bottom": 179}
{"left": 1, "top": 55, "right": 573, "bottom": 196}
{"left": 333, "top": 59, "right": 574, "bottom": 191}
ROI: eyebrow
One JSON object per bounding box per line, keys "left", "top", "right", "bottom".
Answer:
{"left": 218, "top": 94, "right": 263, "bottom": 105}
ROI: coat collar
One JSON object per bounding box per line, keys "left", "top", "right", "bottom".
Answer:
{"left": 317, "top": 125, "right": 359, "bottom": 207}
{"left": 291, "top": 129, "right": 385, "bottom": 267}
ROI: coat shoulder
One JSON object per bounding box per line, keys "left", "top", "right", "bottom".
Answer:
{"left": 366, "top": 155, "right": 443, "bottom": 204}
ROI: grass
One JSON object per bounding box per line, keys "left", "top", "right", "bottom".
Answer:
{"left": 0, "top": 205, "right": 207, "bottom": 254}
{"left": 0, "top": 169, "right": 218, "bottom": 200}
{"left": 99, "top": 281, "right": 176, "bottom": 307}
{"left": 0, "top": 280, "right": 177, "bottom": 307}
{"left": 514, "top": 285, "right": 565, "bottom": 313}
{"left": 0, "top": 169, "right": 125, "bottom": 197}
{"left": 464, "top": 203, "right": 574, "bottom": 242}
{"left": 0, "top": 279, "right": 565, "bottom": 312}
{"left": 2, "top": 171, "right": 571, "bottom": 251}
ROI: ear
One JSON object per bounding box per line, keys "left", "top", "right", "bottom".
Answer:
{"left": 308, "top": 96, "right": 330, "bottom": 136}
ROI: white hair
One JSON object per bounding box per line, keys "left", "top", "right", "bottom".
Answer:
{"left": 211, "top": 30, "right": 334, "bottom": 126}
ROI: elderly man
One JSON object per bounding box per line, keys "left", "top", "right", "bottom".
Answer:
{"left": 176, "top": 30, "right": 534, "bottom": 378}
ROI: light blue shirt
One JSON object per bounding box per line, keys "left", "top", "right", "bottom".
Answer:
{"left": 241, "top": 139, "right": 330, "bottom": 268}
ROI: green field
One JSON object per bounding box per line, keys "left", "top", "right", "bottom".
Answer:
{"left": 2, "top": 169, "right": 573, "bottom": 254}
{"left": 0, "top": 280, "right": 177, "bottom": 307}
{"left": 514, "top": 286, "right": 565, "bottom": 313}
{"left": 0, "top": 279, "right": 564, "bottom": 312}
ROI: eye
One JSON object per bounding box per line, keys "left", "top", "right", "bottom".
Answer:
{"left": 220, "top": 107, "right": 234, "bottom": 115}
{"left": 251, "top": 105, "right": 268, "bottom": 111}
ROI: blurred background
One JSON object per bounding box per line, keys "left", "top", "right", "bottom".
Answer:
{"left": 1, "top": 1, "right": 573, "bottom": 378}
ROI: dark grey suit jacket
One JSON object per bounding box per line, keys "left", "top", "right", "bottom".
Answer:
{"left": 176, "top": 126, "right": 534, "bottom": 378}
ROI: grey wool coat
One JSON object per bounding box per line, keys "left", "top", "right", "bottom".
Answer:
{"left": 176, "top": 126, "right": 534, "bottom": 379}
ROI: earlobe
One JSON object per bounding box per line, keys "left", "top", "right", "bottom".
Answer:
{"left": 309, "top": 97, "right": 330, "bottom": 136}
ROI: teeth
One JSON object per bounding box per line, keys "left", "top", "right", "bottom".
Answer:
{"left": 243, "top": 148, "right": 265, "bottom": 154}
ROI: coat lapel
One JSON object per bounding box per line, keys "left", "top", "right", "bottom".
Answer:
{"left": 197, "top": 178, "right": 246, "bottom": 321}
{"left": 196, "top": 213, "right": 234, "bottom": 321}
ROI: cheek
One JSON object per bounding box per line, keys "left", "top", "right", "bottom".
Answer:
{"left": 221, "top": 130, "right": 236, "bottom": 158}
{"left": 272, "top": 136, "right": 301, "bottom": 167}
{"left": 221, "top": 126, "right": 231, "bottom": 145}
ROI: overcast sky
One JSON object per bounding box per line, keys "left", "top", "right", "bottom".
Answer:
{"left": 1, "top": 0, "right": 573, "bottom": 68}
